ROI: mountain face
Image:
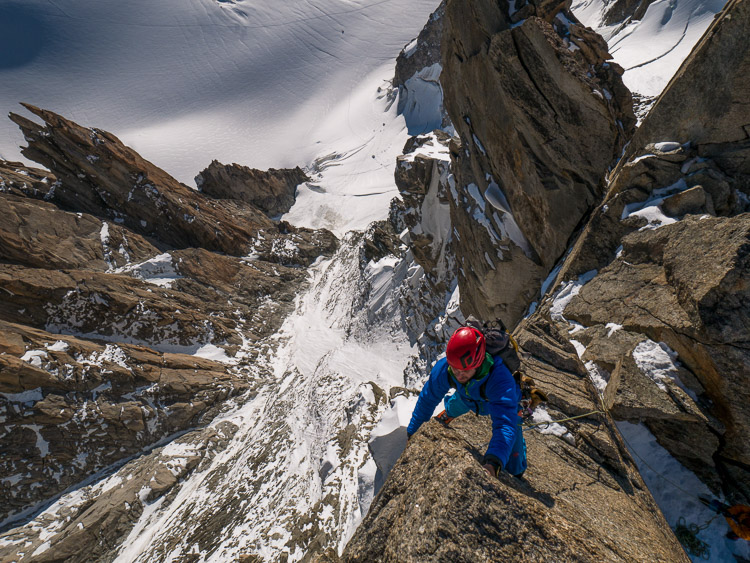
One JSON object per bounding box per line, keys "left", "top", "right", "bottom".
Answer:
{"left": 1, "top": 0, "right": 748, "bottom": 560}
{"left": 338, "top": 0, "right": 749, "bottom": 560}
{"left": 556, "top": 0, "right": 750, "bottom": 504}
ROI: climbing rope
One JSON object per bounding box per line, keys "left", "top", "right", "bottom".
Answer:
{"left": 672, "top": 515, "right": 718, "bottom": 560}
{"left": 521, "top": 409, "right": 605, "bottom": 431}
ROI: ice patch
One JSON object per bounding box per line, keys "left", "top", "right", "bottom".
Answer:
{"left": 46, "top": 340, "right": 70, "bottom": 352}
{"left": 472, "top": 134, "right": 486, "bottom": 155}
{"left": 193, "top": 344, "right": 234, "bottom": 364}
{"left": 400, "top": 63, "right": 445, "bottom": 135}
{"left": 531, "top": 406, "right": 575, "bottom": 445}
{"left": 466, "top": 183, "right": 485, "bottom": 212}
{"left": 485, "top": 181, "right": 534, "bottom": 258}
{"left": 606, "top": 323, "right": 623, "bottom": 337}
{"left": 633, "top": 340, "right": 696, "bottom": 400}
{"left": 654, "top": 141, "right": 681, "bottom": 152}
{"left": 585, "top": 361, "right": 609, "bottom": 395}
{"left": 368, "top": 395, "right": 417, "bottom": 496}
{"left": 570, "top": 339, "right": 586, "bottom": 358}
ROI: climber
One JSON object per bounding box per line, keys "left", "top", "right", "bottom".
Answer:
{"left": 406, "top": 325, "right": 526, "bottom": 479}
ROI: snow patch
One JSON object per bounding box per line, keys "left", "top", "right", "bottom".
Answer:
{"left": 549, "top": 270, "right": 597, "bottom": 322}
{"left": 193, "top": 344, "right": 234, "bottom": 364}
{"left": 45, "top": 340, "right": 70, "bottom": 352}
{"left": 21, "top": 349, "right": 48, "bottom": 368}
{"left": 115, "top": 253, "right": 183, "bottom": 288}
{"left": 531, "top": 406, "right": 575, "bottom": 445}
{"left": 633, "top": 339, "right": 695, "bottom": 400}
{"left": 606, "top": 323, "right": 623, "bottom": 337}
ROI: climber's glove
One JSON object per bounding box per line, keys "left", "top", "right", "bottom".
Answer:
{"left": 482, "top": 455, "right": 502, "bottom": 478}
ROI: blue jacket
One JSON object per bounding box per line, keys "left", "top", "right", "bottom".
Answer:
{"left": 406, "top": 355, "right": 521, "bottom": 467}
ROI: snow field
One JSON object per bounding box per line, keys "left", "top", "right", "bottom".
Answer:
{"left": 0, "top": 0, "right": 441, "bottom": 237}
{"left": 103, "top": 232, "right": 422, "bottom": 562}
{"left": 572, "top": 0, "right": 728, "bottom": 98}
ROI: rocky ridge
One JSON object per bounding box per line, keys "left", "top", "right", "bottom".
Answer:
{"left": 549, "top": 0, "right": 750, "bottom": 505}
{"left": 196, "top": 160, "right": 309, "bottom": 218}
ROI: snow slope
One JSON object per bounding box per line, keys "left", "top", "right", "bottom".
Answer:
{"left": 0, "top": 0, "right": 440, "bottom": 235}
{"left": 572, "top": 0, "right": 727, "bottom": 98}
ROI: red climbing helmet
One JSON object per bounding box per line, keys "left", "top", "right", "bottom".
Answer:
{"left": 446, "top": 327, "right": 486, "bottom": 371}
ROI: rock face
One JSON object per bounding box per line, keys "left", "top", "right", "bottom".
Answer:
{"left": 388, "top": 131, "right": 462, "bottom": 375}
{"left": 0, "top": 194, "right": 157, "bottom": 271}
{"left": 440, "top": 0, "right": 635, "bottom": 325}
{"left": 547, "top": 0, "right": 750, "bottom": 504}
{"left": 0, "top": 106, "right": 337, "bottom": 552}
{"left": 0, "top": 321, "right": 250, "bottom": 526}
{"left": 196, "top": 160, "right": 309, "bottom": 217}
{"left": 334, "top": 0, "right": 750, "bottom": 559}
{"left": 0, "top": 160, "right": 56, "bottom": 199}
{"left": 1, "top": 420, "right": 240, "bottom": 563}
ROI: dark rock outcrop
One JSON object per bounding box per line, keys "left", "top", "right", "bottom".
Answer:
{"left": 561, "top": 214, "right": 750, "bottom": 498}
{"left": 441, "top": 0, "right": 635, "bottom": 325}
{"left": 196, "top": 160, "right": 309, "bottom": 217}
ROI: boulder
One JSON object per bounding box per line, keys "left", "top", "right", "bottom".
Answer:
{"left": 195, "top": 160, "right": 309, "bottom": 217}
{"left": 441, "top": 0, "right": 635, "bottom": 325}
